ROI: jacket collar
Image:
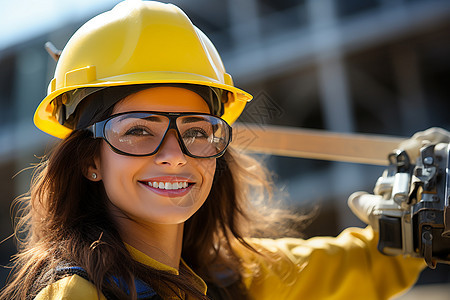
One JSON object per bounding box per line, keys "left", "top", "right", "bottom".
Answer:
{"left": 125, "top": 243, "right": 208, "bottom": 295}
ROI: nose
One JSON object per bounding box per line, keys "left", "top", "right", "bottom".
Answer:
{"left": 154, "top": 130, "right": 187, "bottom": 167}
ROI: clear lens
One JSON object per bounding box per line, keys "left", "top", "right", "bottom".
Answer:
{"left": 105, "top": 113, "right": 169, "bottom": 155}
{"left": 103, "top": 112, "right": 230, "bottom": 157}
{"left": 177, "top": 115, "right": 229, "bottom": 157}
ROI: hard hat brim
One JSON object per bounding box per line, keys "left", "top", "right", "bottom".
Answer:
{"left": 34, "top": 71, "right": 252, "bottom": 139}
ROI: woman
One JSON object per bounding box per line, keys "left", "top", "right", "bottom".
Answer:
{"left": 1, "top": 1, "right": 426, "bottom": 299}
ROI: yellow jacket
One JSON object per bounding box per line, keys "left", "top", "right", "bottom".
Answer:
{"left": 34, "top": 227, "right": 425, "bottom": 300}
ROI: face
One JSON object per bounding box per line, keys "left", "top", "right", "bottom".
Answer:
{"left": 90, "top": 87, "right": 216, "bottom": 225}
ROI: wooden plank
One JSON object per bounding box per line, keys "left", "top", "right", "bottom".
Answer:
{"left": 231, "top": 123, "right": 406, "bottom": 166}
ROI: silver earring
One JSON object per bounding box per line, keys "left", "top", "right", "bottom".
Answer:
{"left": 92, "top": 173, "right": 97, "bottom": 179}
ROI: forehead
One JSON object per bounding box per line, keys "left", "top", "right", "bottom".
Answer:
{"left": 113, "top": 87, "right": 211, "bottom": 114}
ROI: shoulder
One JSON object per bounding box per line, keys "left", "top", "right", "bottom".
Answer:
{"left": 34, "top": 274, "right": 106, "bottom": 300}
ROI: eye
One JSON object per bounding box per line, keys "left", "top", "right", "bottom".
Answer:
{"left": 183, "top": 127, "right": 209, "bottom": 139}
{"left": 124, "top": 126, "right": 152, "bottom": 136}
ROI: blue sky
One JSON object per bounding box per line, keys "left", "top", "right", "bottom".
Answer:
{"left": 0, "top": 0, "right": 122, "bottom": 50}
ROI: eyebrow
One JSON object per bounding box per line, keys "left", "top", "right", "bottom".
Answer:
{"left": 142, "top": 116, "right": 164, "bottom": 122}
{"left": 115, "top": 115, "right": 164, "bottom": 125}
{"left": 180, "top": 116, "right": 208, "bottom": 124}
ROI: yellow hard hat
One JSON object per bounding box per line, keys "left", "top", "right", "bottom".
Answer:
{"left": 34, "top": 0, "right": 252, "bottom": 139}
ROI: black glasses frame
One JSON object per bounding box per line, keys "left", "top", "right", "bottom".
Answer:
{"left": 86, "top": 111, "right": 232, "bottom": 158}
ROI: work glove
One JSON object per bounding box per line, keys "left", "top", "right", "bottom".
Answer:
{"left": 348, "top": 185, "right": 399, "bottom": 232}
{"left": 348, "top": 127, "right": 450, "bottom": 230}
{"left": 348, "top": 192, "right": 381, "bottom": 230}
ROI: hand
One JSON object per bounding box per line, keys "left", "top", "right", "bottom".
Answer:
{"left": 348, "top": 170, "right": 405, "bottom": 231}
{"left": 398, "top": 127, "right": 450, "bottom": 162}
{"left": 348, "top": 192, "right": 383, "bottom": 230}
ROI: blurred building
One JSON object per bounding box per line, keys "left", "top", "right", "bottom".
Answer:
{"left": 1, "top": 0, "right": 449, "bottom": 291}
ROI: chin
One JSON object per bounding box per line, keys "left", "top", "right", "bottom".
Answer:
{"left": 139, "top": 206, "right": 201, "bottom": 225}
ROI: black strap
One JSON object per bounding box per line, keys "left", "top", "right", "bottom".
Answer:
{"left": 55, "top": 266, "right": 161, "bottom": 300}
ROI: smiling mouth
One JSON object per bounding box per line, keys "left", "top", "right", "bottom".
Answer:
{"left": 139, "top": 181, "right": 193, "bottom": 190}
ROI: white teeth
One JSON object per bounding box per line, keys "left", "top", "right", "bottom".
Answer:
{"left": 146, "top": 181, "right": 190, "bottom": 190}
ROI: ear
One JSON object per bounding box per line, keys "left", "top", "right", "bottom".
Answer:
{"left": 85, "top": 156, "right": 102, "bottom": 181}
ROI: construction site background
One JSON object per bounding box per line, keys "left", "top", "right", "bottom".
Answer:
{"left": 0, "top": 0, "right": 449, "bottom": 297}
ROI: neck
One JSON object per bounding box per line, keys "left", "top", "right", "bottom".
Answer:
{"left": 115, "top": 218, "right": 184, "bottom": 270}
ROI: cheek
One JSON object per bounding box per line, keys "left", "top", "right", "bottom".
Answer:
{"left": 197, "top": 158, "right": 216, "bottom": 194}
{"left": 98, "top": 143, "right": 138, "bottom": 199}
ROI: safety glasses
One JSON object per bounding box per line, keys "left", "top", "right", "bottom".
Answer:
{"left": 86, "top": 111, "right": 232, "bottom": 158}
